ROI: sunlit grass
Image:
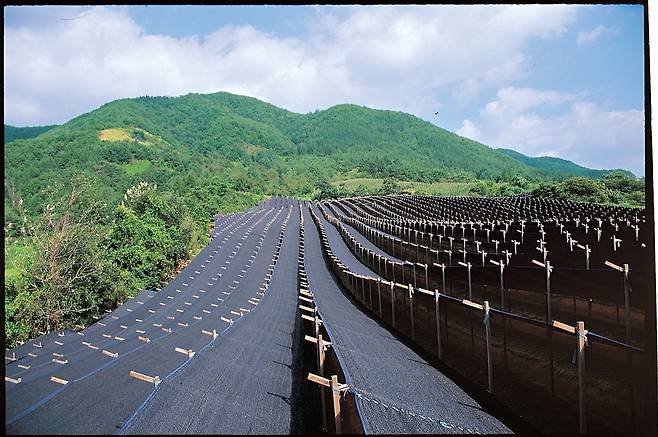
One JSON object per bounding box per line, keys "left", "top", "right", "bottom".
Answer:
{"left": 332, "top": 177, "right": 475, "bottom": 196}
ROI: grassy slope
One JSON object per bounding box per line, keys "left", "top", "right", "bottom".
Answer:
{"left": 332, "top": 177, "right": 475, "bottom": 196}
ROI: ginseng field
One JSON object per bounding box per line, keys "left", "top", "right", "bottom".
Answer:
{"left": 5, "top": 195, "right": 652, "bottom": 435}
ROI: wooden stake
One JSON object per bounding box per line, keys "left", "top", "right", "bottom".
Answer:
{"left": 435, "top": 289, "right": 442, "bottom": 359}
{"left": 331, "top": 375, "right": 342, "bottom": 434}
{"left": 484, "top": 301, "right": 493, "bottom": 393}
{"left": 576, "top": 321, "right": 587, "bottom": 434}
{"left": 409, "top": 284, "right": 415, "bottom": 340}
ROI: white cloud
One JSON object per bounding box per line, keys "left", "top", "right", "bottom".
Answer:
{"left": 456, "top": 119, "right": 480, "bottom": 141}
{"left": 576, "top": 25, "right": 615, "bottom": 45}
{"left": 457, "top": 87, "right": 645, "bottom": 175}
{"left": 4, "top": 5, "right": 579, "bottom": 125}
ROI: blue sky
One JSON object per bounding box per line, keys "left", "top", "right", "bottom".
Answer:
{"left": 4, "top": 5, "right": 646, "bottom": 175}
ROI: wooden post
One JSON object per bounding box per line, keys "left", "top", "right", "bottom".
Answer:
{"left": 545, "top": 260, "right": 552, "bottom": 323}
{"left": 331, "top": 375, "right": 342, "bottom": 434}
{"left": 378, "top": 278, "right": 382, "bottom": 317}
{"left": 409, "top": 284, "right": 415, "bottom": 340}
{"left": 435, "top": 289, "right": 442, "bottom": 359}
{"left": 576, "top": 321, "right": 587, "bottom": 434}
{"left": 623, "top": 264, "right": 631, "bottom": 343}
{"left": 467, "top": 262, "right": 472, "bottom": 300}
{"left": 318, "top": 333, "right": 328, "bottom": 432}
{"left": 369, "top": 279, "right": 373, "bottom": 310}
{"left": 484, "top": 301, "right": 493, "bottom": 393}
{"left": 391, "top": 281, "right": 396, "bottom": 328}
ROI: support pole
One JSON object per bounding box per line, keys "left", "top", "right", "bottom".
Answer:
{"left": 623, "top": 264, "right": 631, "bottom": 343}
{"left": 391, "top": 281, "right": 396, "bottom": 328}
{"left": 318, "top": 333, "right": 327, "bottom": 432}
{"left": 331, "top": 375, "right": 342, "bottom": 434}
{"left": 377, "top": 278, "right": 382, "bottom": 317}
{"left": 435, "top": 289, "right": 442, "bottom": 359}
{"left": 409, "top": 284, "right": 415, "bottom": 340}
{"left": 577, "top": 321, "right": 587, "bottom": 434}
{"left": 484, "top": 301, "right": 493, "bottom": 393}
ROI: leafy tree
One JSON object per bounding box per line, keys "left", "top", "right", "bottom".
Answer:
{"left": 379, "top": 177, "right": 401, "bottom": 195}
{"left": 12, "top": 179, "right": 118, "bottom": 338}
{"left": 351, "top": 184, "right": 371, "bottom": 197}
{"left": 601, "top": 170, "right": 643, "bottom": 194}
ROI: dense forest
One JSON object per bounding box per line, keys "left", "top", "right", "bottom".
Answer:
{"left": 4, "top": 124, "right": 58, "bottom": 144}
{"left": 4, "top": 92, "right": 645, "bottom": 347}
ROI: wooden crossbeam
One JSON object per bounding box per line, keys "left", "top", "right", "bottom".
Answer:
{"left": 51, "top": 376, "right": 68, "bottom": 385}
{"left": 604, "top": 260, "right": 624, "bottom": 272}
{"left": 305, "top": 335, "right": 331, "bottom": 347}
{"left": 129, "top": 370, "right": 161, "bottom": 386}
{"left": 307, "top": 372, "right": 330, "bottom": 387}
{"left": 202, "top": 329, "right": 218, "bottom": 339}
{"left": 552, "top": 320, "right": 576, "bottom": 334}
{"left": 175, "top": 347, "right": 195, "bottom": 358}
{"left": 462, "top": 299, "right": 483, "bottom": 310}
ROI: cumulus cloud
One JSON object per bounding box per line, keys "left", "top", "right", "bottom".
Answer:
{"left": 457, "top": 87, "right": 645, "bottom": 175}
{"left": 576, "top": 25, "right": 615, "bottom": 45}
{"left": 4, "top": 5, "right": 579, "bottom": 125}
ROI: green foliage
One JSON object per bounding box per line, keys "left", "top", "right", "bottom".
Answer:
{"left": 600, "top": 170, "right": 643, "bottom": 194}
{"left": 532, "top": 176, "right": 643, "bottom": 207}
{"left": 105, "top": 182, "right": 198, "bottom": 287}
{"left": 4, "top": 124, "right": 58, "bottom": 143}
{"left": 7, "top": 180, "right": 117, "bottom": 344}
{"left": 3, "top": 91, "right": 643, "bottom": 347}
{"left": 496, "top": 148, "right": 634, "bottom": 179}
{"left": 379, "top": 177, "right": 402, "bottom": 195}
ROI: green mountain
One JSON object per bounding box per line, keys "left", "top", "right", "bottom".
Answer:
{"left": 496, "top": 148, "right": 634, "bottom": 179}
{"left": 3, "top": 92, "right": 643, "bottom": 347}
{"left": 5, "top": 92, "right": 619, "bottom": 219}
{"left": 4, "top": 124, "right": 58, "bottom": 144}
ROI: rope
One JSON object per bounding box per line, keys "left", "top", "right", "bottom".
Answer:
{"left": 347, "top": 386, "right": 483, "bottom": 434}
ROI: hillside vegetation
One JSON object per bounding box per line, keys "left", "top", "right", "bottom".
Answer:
{"left": 4, "top": 124, "right": 58, "bottom": 143}
{"left": 3, "top": 92, "right": 644, "bottom": 347}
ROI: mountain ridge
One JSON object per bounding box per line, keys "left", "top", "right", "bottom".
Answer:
{"left": 4, "top": 91, "right": 630, "bottom": 219}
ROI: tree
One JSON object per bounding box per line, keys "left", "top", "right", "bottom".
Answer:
{"left": 601, "top": 171, "right": 643, "bottom": 194}
{"left": 379, "top": 177, "right": 401, "bottom": 195}
{"left": 313, "top": 178, "right": 339, "bottom": 200}
{"left": 561, "top": 177, "right": 610, "bottom": 203}
{"left": 13, "top": 178, "right": 118, "bottom": 336}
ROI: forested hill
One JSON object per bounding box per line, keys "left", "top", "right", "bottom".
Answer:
{"left": 5, "top": 91, "right": 623, "bottom": 220}
{"left": 4, "top": 124, "right": 58, "bottom": 143}
{"left": 3, "top": 92, "right": 643, "bottom": 347}
{"left": 496, "top": 148, "right": 631, "bottom": 179}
